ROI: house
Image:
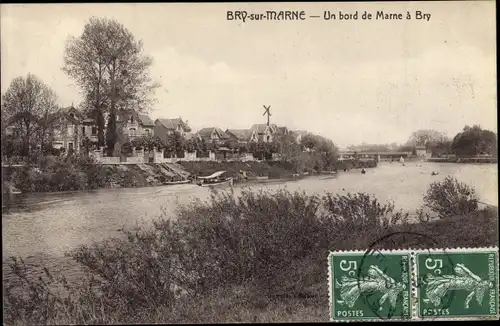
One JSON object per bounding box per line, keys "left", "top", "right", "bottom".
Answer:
{"left": 196, "top": 127, "right": 230, "bottom": 144}
{"left": 275, "top": 126, "right": 289, "bottom": 137}
{"left": 50, "top": 106, "right": 87, "bottom": 153}
{"left": 250, "top": 124, "right": 277, "bottom": 143}
{"left": 225, "top": 129, "right": 256, "bottom": 144}
{"left": 120, "top": 111, "right": 155, "bottom": 139}
{"left": 154, "top": 117, "right": 192, "bottom": 145}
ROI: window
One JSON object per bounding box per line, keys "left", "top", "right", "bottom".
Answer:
{"left": 68, "top": 142, "right": 74, "bottom": 150}
{"left": 91, "top": 126, "right": 97, "bottom": 135}
{"left": 145, "top": 129, "right": 150, "bottom": 135}
{"left": 68, "top": 125, "right": 74, "bottom": 135}
{"left": 130, "top": 116, "right": 135, "bottom": 124}
{"left": 129, "top": 128, "right": 136, "bottom": 137}
{"left": 82, "top": 126, "right": 86, "bottom": 134}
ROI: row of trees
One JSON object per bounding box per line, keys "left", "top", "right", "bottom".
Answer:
{"left": 1, "top": 17, "right": 160, "bottom": 161}
{"left": 347, "top": 126, "right": 497, "bottom": 158}
{"left": 408, "top": 126, "right": 497, "bottom": 157}
{"left": 119, "top": 131, "right": 339, "bottom": 170}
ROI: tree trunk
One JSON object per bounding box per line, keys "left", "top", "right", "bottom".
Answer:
{"left": 97, "top": 110, "right": 105, "bottom": 147}
{"left": 106, "top": 112, "right": 117, "bottom": 156}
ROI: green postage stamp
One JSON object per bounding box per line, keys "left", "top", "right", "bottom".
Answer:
{"left": 415, "top": 248, "right": 499, "bottom": 320}
{"left": 328, "top": 247, "right": 499, "bottom": 322}
{"left": 328, "top": 250, "right": 412, "bottom": 321}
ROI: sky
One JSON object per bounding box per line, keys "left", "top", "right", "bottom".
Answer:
{"left": 1, "top": 2, "right": 497, "bottom": 148}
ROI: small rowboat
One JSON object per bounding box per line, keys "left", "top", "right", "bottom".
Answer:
{"left": 196, "top": 171, "right": 234, "bottom": 187}
{"left": 164, "top": 180, "right": 191, "bottom": 185}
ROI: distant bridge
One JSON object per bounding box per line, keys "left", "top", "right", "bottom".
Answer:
{"left": 338, "top": 151, "right": 412, "bottom": 161}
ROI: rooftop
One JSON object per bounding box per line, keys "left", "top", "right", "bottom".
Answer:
{"left": 156, "top": 118, "right": 192, "bottom": 132}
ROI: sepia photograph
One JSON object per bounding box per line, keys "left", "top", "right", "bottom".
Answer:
{"left": 1, "top": 1, "right": 498, "bottom": 323}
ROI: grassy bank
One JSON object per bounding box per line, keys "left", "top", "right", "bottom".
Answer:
{"left": 3, "top": 155, "right": 376, "bottom": 196}
{"left": 2, "top": 156, "right": 190, "bottom": 195}
{"left": 3, "top": 176, "right": 496, "bottom": 324}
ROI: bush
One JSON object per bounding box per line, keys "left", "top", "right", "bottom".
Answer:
{"left": 121, "top": 142, "right": 133, "bottom": 156}
{"left": 423, "top": 176, "right": 478, "bottom": 217}
{"left": 9, "top": 154, "right": 105, "bottom": 193}
{"left": 4, "top": 187, "right": 496, "bottom": 324}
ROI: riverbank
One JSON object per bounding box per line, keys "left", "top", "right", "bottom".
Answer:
{"left": 3, "top": 185, "right": 497, "bottom": 324}
{"left": 427, "top": 157, "right": 498, "bottom": 163}
{"left": 3, "top": 158, "right": 377, "bottom": 196}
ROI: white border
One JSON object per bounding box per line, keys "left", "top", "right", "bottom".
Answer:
{"left": 328, "top": 249, "right": 413, "bottom": 322}
{"left": 412, "top": 246, "right": 499, "bottom": 321}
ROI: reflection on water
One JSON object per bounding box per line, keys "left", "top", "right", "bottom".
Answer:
{"left": 2, "top": 162, "right": 497, "bottom": 260}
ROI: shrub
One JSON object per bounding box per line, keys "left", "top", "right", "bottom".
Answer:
{"left": 4, "top": 187, "right": 495, "bottom": 324}
{"left": 319, "top": 192, "right": 409, "bottom": 250}
{"left": 423, "top": 176, "right": 478, "bottom": 217}
{"left": 121, "top": 141, "right": 134, "bottom": 156}
{"left": 9, "top": 154, "right": 106, "bottom": 193}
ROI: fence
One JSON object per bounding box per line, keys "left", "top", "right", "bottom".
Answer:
{"left": 91, "top": 148, "right": 254, "bottom": 165}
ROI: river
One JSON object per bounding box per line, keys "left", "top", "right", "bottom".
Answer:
{"left": 2, "top": 162, "right": 497, "bottom": 280}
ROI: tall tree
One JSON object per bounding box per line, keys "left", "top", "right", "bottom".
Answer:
{"left": 452, "top": 125, "right": 497, "bottom": 157}
{"left": 407, "top": 129, "right": 447, "bottom": 147}
{"left": 1, "top": 74, "right": 59, "bottom": 157}
{"left": 165, "top": 131, "right": 185, "bottom": 157}
{"left": 62, "top": 17, "right": 160, "bottom": 153}
{"left": 275, "top": 133, "right": 300, "bottom": 163}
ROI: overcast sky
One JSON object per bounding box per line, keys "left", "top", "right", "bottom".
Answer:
{"left": 1, "top": 2, "right": 496, "bottom": 147}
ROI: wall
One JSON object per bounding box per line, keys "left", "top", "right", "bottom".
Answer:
{"left": 98, "top": 157, "right": 121, "bottom": 164}
{"left": 153, "top": 122, "right": 169, "bottom": 147}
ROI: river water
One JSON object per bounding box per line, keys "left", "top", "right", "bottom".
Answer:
{"left": 2, "top": 162, "right": 497, "bottom": 279}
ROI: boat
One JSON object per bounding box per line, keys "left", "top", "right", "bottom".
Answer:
{"left": 361, "top": 168, "right": 366, "bottom": 174}
{"left": 399, "top": 156, "right": 405, "bottom": 164}
{"left": 164, "top": 179, "right": 191, "bottom": 185}
{"left": 431, "top": 171, "right": 439, "bottom": 176}
{"left": 196, "top": 171, "right": 234, "bottom": 187}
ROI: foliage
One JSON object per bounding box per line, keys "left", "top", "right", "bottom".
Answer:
{"left": 131, "top": 135, "right": 162, "bottom": 151}
{"left": 4, "top": 185, "right": 496, "bottom": 324}
{"left": 427, "top": 140, "right": 453, "bottom": 157}
{"left": 62, "top": 16, "right": 160, "bottom": 148}
{"left": 423, "top": 176, "right": 479, "bottom": 217}
{"left": 1, "top": 73, "right": 59, "bottom": 157}
{"left": 274, "top": 134, "right": 301, "bottom": 163}
{"left": 163, "top": 131, "right": 185, "bottom": 156}
{"left": 319, "top": 193, "right": 409, "bottom": 249}
{"left": 120, "top": 141, "right": 134, "bottom": 156}
{"left": 407, "top": 129, "right": 448, "bottom": 147}
{"left": 451, "top": 125, "right": 497, "bottom": 157}
{"left": 9, "top": 154, "right": 105, "bottom": 192}
{"left": 294, "top": 133, "right": 339, "bottom": 171}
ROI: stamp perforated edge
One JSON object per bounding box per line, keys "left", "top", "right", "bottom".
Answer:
{"left": 327, "top": 249, "right": 413, "bottom": 322}
{"left": 411, "top": 246, "right": 500, "bottom": 321}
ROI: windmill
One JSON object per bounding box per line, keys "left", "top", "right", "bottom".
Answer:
{"left": 263, "top": 105, "right": 271, "bottom": 126}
